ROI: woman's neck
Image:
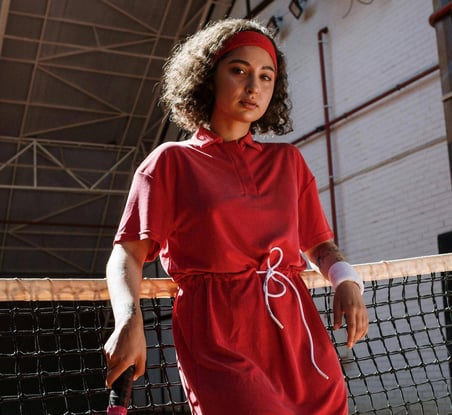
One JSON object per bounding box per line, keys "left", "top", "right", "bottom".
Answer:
{"left": 209, "top": 118, "right": 250, "bottom": 142}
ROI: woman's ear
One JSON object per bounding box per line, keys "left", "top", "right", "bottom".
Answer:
{"left": 207, "top": 79, "right": 215, "bottom": 93}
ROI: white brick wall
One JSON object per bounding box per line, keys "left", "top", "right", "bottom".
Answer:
{"left": 230, "top": 0, "right": 451, "bottom": 264}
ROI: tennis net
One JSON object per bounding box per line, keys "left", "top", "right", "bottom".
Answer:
{"left": 0, "top": 253, "right": 451, "bottom": 414}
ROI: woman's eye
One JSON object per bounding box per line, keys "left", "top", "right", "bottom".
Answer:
{"left": 231, "top": 67, "right": 245, "bottom": 74}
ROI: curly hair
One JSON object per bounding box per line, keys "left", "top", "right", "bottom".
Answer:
{"left": 160, "top": 18, "right": 293, "bottom": 136}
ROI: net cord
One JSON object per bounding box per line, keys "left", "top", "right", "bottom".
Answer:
{"left": 1, "top": 253, "right": 451, "bottom": 301}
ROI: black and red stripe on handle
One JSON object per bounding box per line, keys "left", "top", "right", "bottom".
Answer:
{"left": 107, "top": 365, "right": 134, "bottom": 415}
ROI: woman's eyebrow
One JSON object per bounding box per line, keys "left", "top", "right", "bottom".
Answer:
{"left": 226, "top": 58, "right": 275, "bottom": 73}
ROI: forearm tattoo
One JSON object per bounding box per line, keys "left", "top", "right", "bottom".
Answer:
{"left": 314, "top": 243, "right": 345, "bottom": 269}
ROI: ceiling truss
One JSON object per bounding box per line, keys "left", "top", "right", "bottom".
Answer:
{"left": 0, "top": 0, "right": 234, "bottom": 275}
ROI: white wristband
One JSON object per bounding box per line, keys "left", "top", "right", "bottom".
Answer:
{"left": 328, "top": 261, "right": 364, "bottom": 294}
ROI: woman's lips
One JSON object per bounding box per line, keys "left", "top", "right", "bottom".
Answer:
{"left": 240, "top": 100, "right": 258, "bottom": 109}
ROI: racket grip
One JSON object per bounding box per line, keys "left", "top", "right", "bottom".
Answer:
{"left": 107, "top": 365, "right": 134, "bottom": 414}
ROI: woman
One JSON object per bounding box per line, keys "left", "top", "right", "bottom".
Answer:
{"left": 104, "top": 18, "right": 368, "bottom": 414}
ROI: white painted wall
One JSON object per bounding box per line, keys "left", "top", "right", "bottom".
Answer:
{"left": 229, "top": 0, "right": 452, "bottom": 264}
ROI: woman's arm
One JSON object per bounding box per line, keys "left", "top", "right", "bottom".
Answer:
{"left": 104, "top": 239, "right": 152, "bottom": 388}
{"left": 305, "top": 240, "right": 368, "bottom": 348}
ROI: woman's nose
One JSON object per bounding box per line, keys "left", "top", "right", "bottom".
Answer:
{"left": 246, "top": 76, "right": 258, "bottom": 94}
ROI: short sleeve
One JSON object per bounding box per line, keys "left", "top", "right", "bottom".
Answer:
{"left": 114, "top": 148, "right": 175, "bottom": 261}
{"left": 296, "top": 158, "right": 334, "bottom": 252}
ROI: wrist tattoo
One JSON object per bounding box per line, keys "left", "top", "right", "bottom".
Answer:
{"left": 315, "top": 244, "right": 345, "bottom": 268}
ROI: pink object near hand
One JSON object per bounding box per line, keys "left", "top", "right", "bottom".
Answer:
{"left": 107, "top": 405, "right": 127, "bottom": 415}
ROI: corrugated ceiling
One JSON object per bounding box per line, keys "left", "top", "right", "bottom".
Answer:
{"left": 0, "top": 0, "right": 234, "bottom": 276}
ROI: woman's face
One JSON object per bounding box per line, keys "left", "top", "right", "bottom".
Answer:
{"left": 210, "top": 45, "right": 276, "bottom": 132}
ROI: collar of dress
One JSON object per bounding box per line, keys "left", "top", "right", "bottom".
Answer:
{"left": 191, "top": 126, "right": 263, "bottom": 152}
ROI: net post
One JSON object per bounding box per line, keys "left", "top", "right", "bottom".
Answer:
{"left": 438, "top": 230, "right": 452, "bottom": 394}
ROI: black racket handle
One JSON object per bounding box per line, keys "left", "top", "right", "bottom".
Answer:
{"left": 108, "top": 365, "right": 134, "bottom": 409}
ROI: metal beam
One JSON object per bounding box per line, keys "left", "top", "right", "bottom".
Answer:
{"left": 0, "top": 137, "right": 134, "bottom": 194}
{"left": 430, "top": 0, "right": 452, "bottom": 185}
{"left": 0, "top": 0, "right": 11, "bottom": 55}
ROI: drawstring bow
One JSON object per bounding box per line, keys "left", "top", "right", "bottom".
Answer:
{"left": 257, "top": 247, "right": 329, "bottom": 380}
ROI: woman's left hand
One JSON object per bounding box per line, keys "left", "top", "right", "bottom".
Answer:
{"left": 333, "top": 281, "right": 368, "bottom": 348}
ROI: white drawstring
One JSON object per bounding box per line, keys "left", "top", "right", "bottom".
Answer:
{"left": 257, "top": 247, "right": 329, "bottom": 380}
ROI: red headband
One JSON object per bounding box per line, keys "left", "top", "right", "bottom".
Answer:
{"left": 215, "top": 31, "right": 278, "bottom": 71}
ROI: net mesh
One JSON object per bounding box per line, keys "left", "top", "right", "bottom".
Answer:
{"left": 1, "top": 254, "right": 451, "bottom": 415}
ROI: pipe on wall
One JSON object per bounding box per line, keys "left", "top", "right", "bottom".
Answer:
{"left": 298, "top": 28, "right": 439, "bottom": 247}
{"left": 317, "top": 27, "right": 338, "bottom": 244}
{"left": 429, "top": 2, "right": 452, "bottom": 26}
{"left": 292, "top": 64, "right": 439, "bottom": 146}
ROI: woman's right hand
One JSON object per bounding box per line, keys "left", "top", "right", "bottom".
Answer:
{"left": 104, "top": 315, "right": 147, "bottom": 388}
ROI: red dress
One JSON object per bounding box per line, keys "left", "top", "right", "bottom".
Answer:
{"left": 115, "top": 127, "right": 348, "bottom": 414}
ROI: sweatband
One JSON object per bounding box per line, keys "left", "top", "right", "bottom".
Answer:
{"left": 215, "top": 30, "right": 278, "bottom": 71}
{"left": 328, "top": 261, "right": 364, "bottom": 294}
